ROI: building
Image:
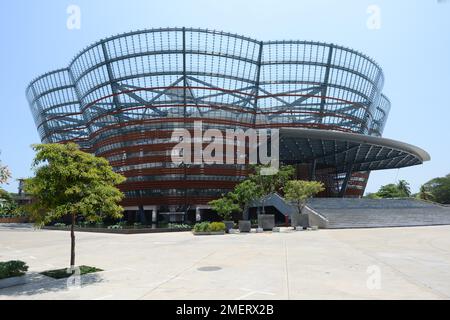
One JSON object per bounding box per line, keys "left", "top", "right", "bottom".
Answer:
{"left": 26, "top": 28, "right": 429, "bottom": 223}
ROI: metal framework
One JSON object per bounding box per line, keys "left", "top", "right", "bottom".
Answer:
{"left": 26, "top": 28, "right": 427, "bottom": 209}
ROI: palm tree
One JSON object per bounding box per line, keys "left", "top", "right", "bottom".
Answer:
{"left": 397, "top": 180, "right": 411, "bottom": 197}
{"left": 418, "top": 185, "right": 434, "bottom": 201}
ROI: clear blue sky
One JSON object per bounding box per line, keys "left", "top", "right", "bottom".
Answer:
{"left": 0, "top": 0, "right": 449, "bottom": 194}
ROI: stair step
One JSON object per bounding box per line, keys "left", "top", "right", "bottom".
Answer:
{"left": 306, "top": 198, "right": 450, "bottom": 229}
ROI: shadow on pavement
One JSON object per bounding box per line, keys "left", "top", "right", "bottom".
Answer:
{"left": 0, "top": 272, "right": 104, "bottom": 298}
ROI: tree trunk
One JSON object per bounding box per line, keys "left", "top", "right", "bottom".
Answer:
{"left": 261, "top": 195, "right": 266, "bottom": 215}
{"left": 299, "top": 200, "right": 306, "bottom": 215}
{"left": 70, "top": 213, "right": 76, "bottom": 268}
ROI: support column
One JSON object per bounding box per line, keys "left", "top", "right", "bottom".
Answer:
{"left": 339, "top": 164, "right": 354, "bottom": 198}
{"left": 143, "top": 206, "right": 158, "bottom": 224}
{"left": 319, "top": 45, "right": 334, "bottom": 124}
{"left": 138, "top": 205, "right": 146, "bottom": 224}
{"left": 243, "top": 207, "right": 249, "bottom": 220}
{"left": 309, "top": 159, "right": 317, "bottom": 181}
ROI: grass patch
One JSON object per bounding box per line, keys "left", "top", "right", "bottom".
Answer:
{"left": 40, "top": 265, "right": 103, "bottom": 279}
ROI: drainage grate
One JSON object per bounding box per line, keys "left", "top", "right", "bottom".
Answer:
{"left": 197, "top": 266, "right": 222, "bottom": 272}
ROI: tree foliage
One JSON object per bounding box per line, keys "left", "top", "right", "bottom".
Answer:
{"left": 417, "top": 185, "right": 434, "bottom": 202}
{"left": 397, "top": 180, "right": 411, "bottom": 197}
{"left": 229, "top": 180, "right": 261, "bottom": 214}
{"left": 372, "top": 180, "right": 411, "bottom": 199}
{"left": 421, "top": 174, "right": 450, "bottom": 204}
{"left": 0, "top": 188, "right": 12, "bottom": 202}
{"left": 364, "top": 192, "right": 381, "bottom": 199}
{"left": 0, "top": 151, "right": 11, "bottom": 185}
{"left": 25, "top": 143, "right": 126, "bottom": 267}
{"left": 25, "top": 143, "right": 126, "bottom": 225}
{"left": 209, "top": 166, "right": 295, "bottom": 220}
{"left": 248, "top": 165, "right": 295, "bottom": 214}
{"left": 249, "top": 164, "right": 295, "bottom": 196}
{"left": 284, "top": 180, "right": 325, "bottom": 214}
{"left": 209, "top": 196, "right": 240, "bottom": 221}
{"left": 209, "top": 180, "right": 260, "bottom": 221}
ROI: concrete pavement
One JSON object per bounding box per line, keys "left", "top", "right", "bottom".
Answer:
{"left": 0, "top": 224, "right": 449, "bottom": 299}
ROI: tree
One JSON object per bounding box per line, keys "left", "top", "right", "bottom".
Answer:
{"left": 284, "top": 180, "right": 325, "bottom": 214}
{"left": 229, "top": 180, "right": 261, "bottom": 218}
{"left": 0, "top": 188, "right": 12, "bottom": 202}
{"left": 397, "top": 180, "right": 411, "bottom": 197}
{"left": 364, "top": 192, "right": 381, "bottom": 199}
{"left": 376, "top": 183, "right": 408, "bottom": 198}
{"left": 249, "top": 165, "right": 295, "bottom": 195}
{"left": 417, "top": 185, "right": 434, "bottom": 202}
{"left": 25, "top": 143, "right": 126, "bottom": 268}
{"left": 249, "top": 165, "right": 295, "bottom": 214}
{"left": 0, "top": 151, "right": 11, "bottom": 185}
{"left": 373, "top": 180, "right": 412, "bottom": 199}
{"left": 422, "top": 174, "right": 450, "bottom": 204}
{"left": 209, "top": 195, "right": 240, "bottom": 221}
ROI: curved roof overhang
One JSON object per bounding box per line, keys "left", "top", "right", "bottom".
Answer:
{"left": 279, "top": 128, "right": 430, "bottom": 173}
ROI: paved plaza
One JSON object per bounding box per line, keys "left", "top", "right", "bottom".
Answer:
{"left": 1, "top": 224, "right": 449, "bottom": 300}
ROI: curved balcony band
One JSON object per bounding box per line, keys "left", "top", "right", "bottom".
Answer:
{"left": 26, "top": 27, "right": 428, "bottom": 206}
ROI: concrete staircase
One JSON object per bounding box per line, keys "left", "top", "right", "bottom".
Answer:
{"left": 250, "top": 193, "right": 297, "bottom": 216}
{"left": 305, "top": 198, "right": 450, "bottom": 229}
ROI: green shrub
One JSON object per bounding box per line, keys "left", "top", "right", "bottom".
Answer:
{"left": 107, "top": 224, "right": 123, "bottom": 230}
{"left": 117, "top": 221, "right": 128, "bottom": 227}
{"left": 193, "top": 222, "right": 210, "bottom": 232}
{"left": 168, "top": 223, "right": 191, "bottom": 229}
{"left": 54, "top": 223, "right": 67, "bottom": 228}
{"left": 0, "top": 260, "right": 29, "bottom": 279}
{"left": 193, "top": 222, "right": 225, "bottom": 232}
{"left": 209, "top": 222, "right": 226, "bottom": 232}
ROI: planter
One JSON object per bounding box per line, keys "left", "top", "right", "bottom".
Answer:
{"left": 193, "top": 231, "right": 225, "bottom": 236}
{"left": 258, "top": 214, "right": 275, "bottom": 230}
{"left": 223, "top": 221, "right": 235, "bottom": 233}
{"left": 238, "top": 220, "right": 251, "bottom": 233}
{"left": 0, "top": 275, "right": 27, "bottom": 289}
{"left": 272, "top": 227, "right": 281, "bottom": 232}
{"left": 291, "top": 213, "right": 310, "bottom": 228}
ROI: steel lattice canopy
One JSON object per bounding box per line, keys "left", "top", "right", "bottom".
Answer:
{"left": 279, "top": 128, "right": 430, "bottom": 173}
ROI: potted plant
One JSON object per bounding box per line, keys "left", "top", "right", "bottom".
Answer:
{"left": 229, "top": 180, "right": 262, "bottom": 233}
{"left": 258, "top": 214, "right": 275, "bottom": 230}
{"left": 238, "top": 220, "right": 251, "bottom": 232}
{"left": 209, "top": 196, "right": 239, "bottom": 233}
{"left": 284, "top": 180, "right": 325, "bottom": 228}
{"left": 0, "top": 260, "right": 28, "bottom": 289}
{"left": 249, "top": 165, "right": 295, "bottom": 216}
